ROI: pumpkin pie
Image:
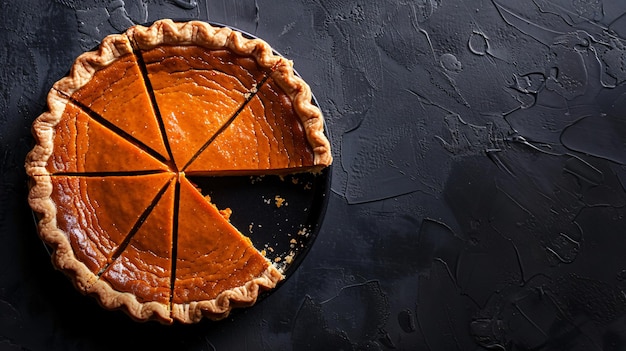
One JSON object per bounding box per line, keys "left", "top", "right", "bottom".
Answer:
{"left": 25, "top": 19, "right": 332, "bottom": 324}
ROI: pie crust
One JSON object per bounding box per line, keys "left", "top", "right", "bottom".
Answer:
{"left": 25, "top": 19, "right": 332, "bottom": 324}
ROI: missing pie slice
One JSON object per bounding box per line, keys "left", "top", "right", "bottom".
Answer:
{"left": 25, "top": 19, "right": 332, "bottom": 324}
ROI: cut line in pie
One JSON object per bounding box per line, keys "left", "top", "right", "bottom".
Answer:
{"left": 25, "top": 19, "right": 332, "bottom": 324}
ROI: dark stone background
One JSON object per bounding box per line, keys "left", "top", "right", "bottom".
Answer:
{"left": 3, "top": 0, "right": 626, "bottom": 350}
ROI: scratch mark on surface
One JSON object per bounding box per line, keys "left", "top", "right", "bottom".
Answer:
{"left": 444, "top": 304, "right": 464, "bottom": 350}
{"left": 492, "top": 0, "right": 565, "bottom": 47}
{"left": 414, "top": 297, "right": 435, "bottom": 351}
{"left": 495, "top": 183, "right": 533, "bottom": 216}
{"left": 420, "top": 28, "right": 437, "bottom": 62}
{"left": 486, "top": 149, "right": 516, "bottom": 177}
{"left": 433, "top": 258, "right": 459, "bottom": 290}
{"left": 545, "top": 246, "right": 575, "bottom": 264}
{"left": 532, "top": 0, "right": 609, "bottom": 32}
{"left": 512, "top": 302, "right": 549, "bottom": 337}
{"left": 492, "top": 225, "right": 528, "bottom": 285}
{"left": 254, "top": 0, "right": 260, "bottom": 34}
{"left": 406, "top": 88, "right": 456, "bottom": 115}
{"left": 172, "top": 0, "right": 198, "bottom": 10}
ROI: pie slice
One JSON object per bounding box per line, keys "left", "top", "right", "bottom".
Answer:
{"left": 62, "top": 50, "right": 170, "bottom": 160}
{"left": 140, "top": 45, "right": 268, "bottom": 169}
{"left": 172, "top": 176, "right": 282, "bottom": 323}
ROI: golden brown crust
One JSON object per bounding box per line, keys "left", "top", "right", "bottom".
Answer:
{"left": 25, "top": 18, "right": 330, "bottom": 324}
{"left": 127, "top": 19, "right": 281, "bottom": 70}
{"left": 87, "top": 279, "right": 172, "bottom": 324}
{"left": 171, "top": 264, "right": 284, "bottom": 323}
{"left": 25, "top": 90, "right": 67, "bottom": 177}
{"left": 271, "top": 60, "right": 333, "bottom": 168}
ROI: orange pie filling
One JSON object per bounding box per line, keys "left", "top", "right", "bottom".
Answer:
{"left": 185, "top": 74, "right": 316, "bottom": 175}
{"left": 26, "top": 19, "right": 332, "bottom": 324}
{"left": 143, "top": 45, "right": 271, "bottom": 169}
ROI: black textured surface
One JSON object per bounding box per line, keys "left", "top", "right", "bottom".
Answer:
{"left": 3, "top": 0, "right": 626, "bottom": 350}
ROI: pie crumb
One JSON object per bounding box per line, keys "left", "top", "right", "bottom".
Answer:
{"left": 297, "top": 227, "right": 310, "bottom": 237}
{"left": 284, "top": 251, "right": 295, "bottom": 265}
{"left": 250, "top": 175, "right": 264, "bottom": 184}
{"left": 274, "top": 195, "right": 287, "bottom": 208}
